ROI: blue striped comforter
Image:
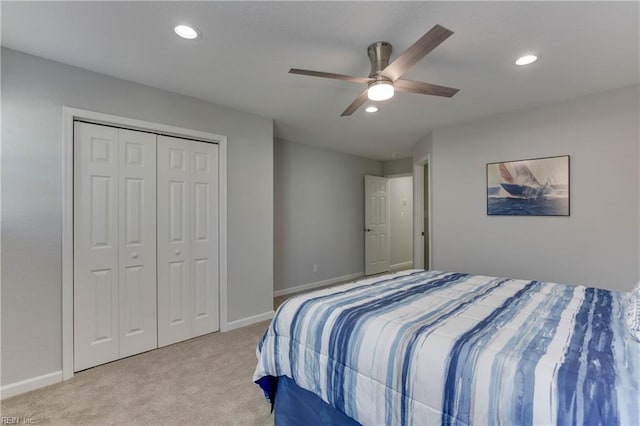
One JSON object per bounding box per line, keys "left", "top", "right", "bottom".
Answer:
{"left": 254, "top": 270, "right": 640, "bottom": 425}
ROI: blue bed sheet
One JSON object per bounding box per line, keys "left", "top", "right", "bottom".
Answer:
{"left": 274, "top": 375, "right": 361, "bottom": 426}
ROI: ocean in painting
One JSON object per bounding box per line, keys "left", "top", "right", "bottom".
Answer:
{"left": 487, "top": 196, "right": 569, "bottom": 216}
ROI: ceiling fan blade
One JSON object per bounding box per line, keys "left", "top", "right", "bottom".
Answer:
{"left": 341, "top": 89, "right": 369, "bottom": 116}
{"left": 394, "top": 79, "right": 459, "bottom": 97}
{"left": 381, "top": 25, "right": 454, "bottom": 81}
{"left": 289, "top": 68, "right": 373, "bottom": 84}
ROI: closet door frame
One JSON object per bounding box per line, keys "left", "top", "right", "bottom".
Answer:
{"left": 61, "top": 107, "right": 228, "bottom": 380}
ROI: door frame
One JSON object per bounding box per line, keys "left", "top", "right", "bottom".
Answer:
{"left": 412, "top": 154, "right": 432, "bottom": 269}
{"left": 61, "top": 107, "right": 228, "bottom": 380}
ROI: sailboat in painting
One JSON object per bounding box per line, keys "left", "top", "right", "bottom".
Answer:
{"left": 498, "top": 163, "right": 553, "bottom": 199}
{"left": 494, "top": 161, "right": 566, "bottom": 199}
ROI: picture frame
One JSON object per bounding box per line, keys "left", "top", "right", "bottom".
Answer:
{"left": 486, "top": 155, "right": 570, "bottom": 216}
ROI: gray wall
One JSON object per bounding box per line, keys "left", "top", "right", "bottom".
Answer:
{"left": 382, "top": 157, "right": 413, "bottom": 176}
{"left": 274, "top": 139, "right": 382, "bottom": 291}
{"left": 1, "top": 48, "right": 274, "bottom": 386}
{"left": 389, "top": 176, "right": 413, "bottom": 267}
{"left": 413, "top": 133, "right": 432, "bottom": 162}
{"left": 383, "top": 158, "right": 413, "bottom": 176}
{"left": 418, "top": 86, "right": 639, "bottom": 291}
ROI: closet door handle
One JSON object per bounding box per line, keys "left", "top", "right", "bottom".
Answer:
{"left": 131, "top": 252, "right": 138, "bottom": 259}
{"left": 175, "top": 249, "right": 181, "bottom": 255}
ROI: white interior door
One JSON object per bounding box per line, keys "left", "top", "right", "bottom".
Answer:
{"left": 75, "top": 122, "right": 219, "bottom": 368}
{"left": 118, "top": 129, "right": 157, "bottom": 358}
{"left": 190, "top": 142, "right": 219, "bottom": 337}
{"left": 74, "top": 122, "right": 158, "bottom": 371}
{"left": 74, "top": 122, "right": 120, "bottom": 371}
{"left": 365, "top": 175, "right": 390, "bottom": 275}
{"left": 157, "top": 136, "right": 191, "bottom": 346}
{"left": 157, "top": 136, "right": 219, "bottom": 346}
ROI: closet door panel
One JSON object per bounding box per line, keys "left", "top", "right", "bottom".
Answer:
{"left": 74, "top": 122, "right": 120, "bottom": 371}
{"left": 157, "top": 135, "right": 192, "bottom": 346}
{"left": 191, "top": 142, "right": 219, "bottom": 336}
{"left": 118, "top": 129, "right": 157, "bottom": 357}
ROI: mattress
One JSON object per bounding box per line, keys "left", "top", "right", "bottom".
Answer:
{"left": 254, "top": 270, "right": 640, "bottom": 425}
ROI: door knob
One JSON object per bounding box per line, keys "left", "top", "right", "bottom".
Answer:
{"left": 175, "top": 249, "right": 181, "bottom": 255}
{"left": 365, "top": 228, "right": 372, "bottom": 232}
{"left": 131, "top": 252, "right": 138, "bottom": 259}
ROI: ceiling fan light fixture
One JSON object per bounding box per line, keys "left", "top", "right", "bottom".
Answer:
{"left": 367, "top": 81, "right": 394, "bottom": 101}
{"left": 515, "top": 54, "right": 538, "bottom": 66}
{"left": 174, "top": 25, "right": 200, "bottom": 40}
{"left": 365, "top": 106, "right": 379, "bottom": 113}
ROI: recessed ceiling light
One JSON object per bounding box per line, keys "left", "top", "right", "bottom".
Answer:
{"left": 515, "top": 54, "right": 538, "bottom": 66}
{"left": 174, "top": 25, "right": 200, "bottom": 40}
{"left": 365, "top": 106, "right": 379, "bottom": 113}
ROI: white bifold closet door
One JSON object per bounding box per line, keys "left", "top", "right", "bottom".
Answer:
{"left": 157, "top": 135, "right": 219, "bottom": 347}
{"left": 74, "top": 122, "right": 157, "bottom": 371}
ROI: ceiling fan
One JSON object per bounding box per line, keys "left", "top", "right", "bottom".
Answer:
{"left": 289, "top": 25, "right": 460, "bottom": 116}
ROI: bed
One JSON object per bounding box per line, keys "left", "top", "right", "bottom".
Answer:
{"left": 253, "top": 270, "right": 640, "bottom": 425}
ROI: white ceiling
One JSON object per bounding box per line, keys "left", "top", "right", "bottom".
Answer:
{"left": 2, "top": 1, "right": 638, "bottom": 160}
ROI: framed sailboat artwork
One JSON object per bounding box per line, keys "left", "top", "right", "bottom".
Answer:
{"left": 487, "top": 155, "right": 570, "bottom": 216}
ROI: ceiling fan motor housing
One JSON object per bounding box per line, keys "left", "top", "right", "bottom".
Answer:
{"left": 367, "top": 41, "right": 392, "bottom": 78}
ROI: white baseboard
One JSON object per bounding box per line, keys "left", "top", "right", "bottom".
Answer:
{"left": 273, "top": 271, "right": 364, "bottom": 298}
{"left": 391, "top": 261, "right": 414, "bottom": 270}
{"left": 1, "top": 370, "right": 62, "bottom": 399}
{"left": 224, "top": 310, "right": 275, "bottom": 331}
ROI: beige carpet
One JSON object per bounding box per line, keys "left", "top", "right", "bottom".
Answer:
{"left": 1, "top": 321, "right": 273, "bottom": 425}
{"left": 2, "top": 270, "right": 410, "bottom": 425}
